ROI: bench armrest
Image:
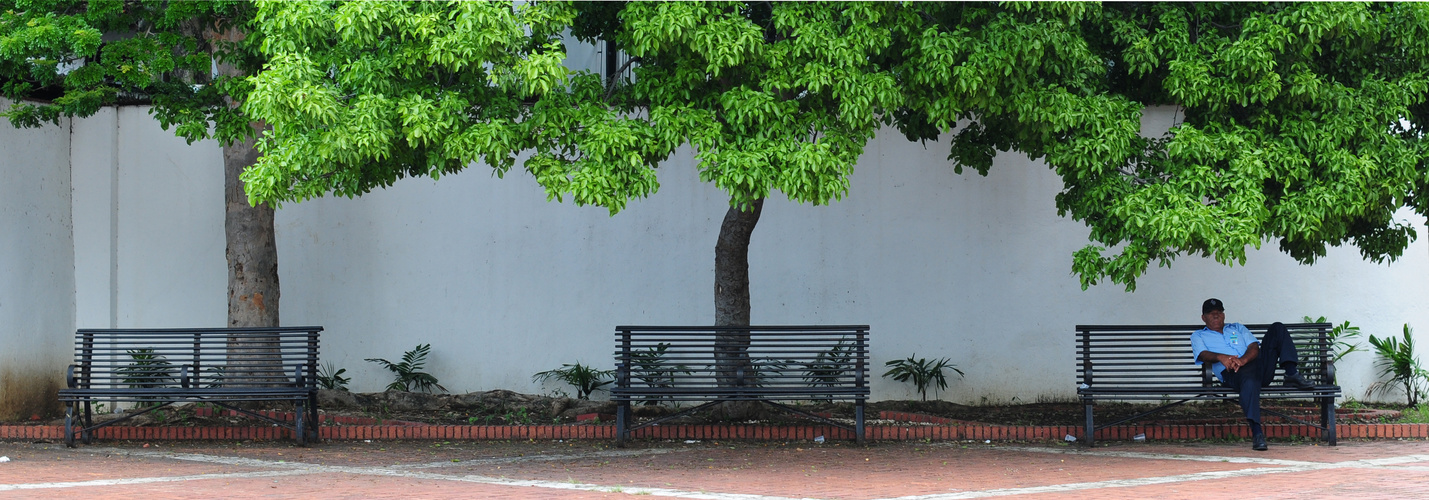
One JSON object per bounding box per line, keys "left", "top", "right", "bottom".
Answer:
{"left": 292, "top": 365, "right": 306, "bottom": 388}
{"left": 66, "top": 364, "right": 77, "bottom": 389}
{"left": 1325, "top": 359, "right": 1336, "bottom": 383}
{"left": 179, "top": 365, "right": 192, "bottom": 389}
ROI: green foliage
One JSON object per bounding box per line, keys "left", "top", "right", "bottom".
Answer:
{"left": 532, "top": 362, "right": 614, "bottom": 400}
{"left": 317, "top": 362, "right": 350, "bottom": 391}
{"left": 883, "top": 355, "right": 963, "bottom": 402}
{"left": 1402, "top": 404, "right": 1429, "bottom": 424}
{"left": 0, "top": 0, "right": 262, "bottom": 144}
{"left": 118, "top": 348, "right": 176, "bottom": 407}
{"left": 365, "top": 344, "right": 446, "bottom": 393}
{"left": 241, "top": 3, "right": 1109, "bottom": 216}
{"left": 1067, "top": 3, "right": 1429, "bottom": 290}
{"left": 1303, "top": 316, "right": 1363, "bottom": 364}
{"left": 1368, "top": 324, "right": 1429, "bottom": 406}
{"left": 630, "top": 343, "right": 691, "bottom": 405}
{"left": 803, "top": 340, "right": 854, "bottom": 388}
{"left": 118, "top": 348, "right": 176, "bottom": 389}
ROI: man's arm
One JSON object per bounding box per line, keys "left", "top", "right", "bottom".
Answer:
{"left": 1198, "top": 343, "right": 1259, "bottom": 372}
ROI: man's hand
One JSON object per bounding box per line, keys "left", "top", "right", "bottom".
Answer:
{"left": 1219, "top": 353, "right": 1244, "bottom": 372}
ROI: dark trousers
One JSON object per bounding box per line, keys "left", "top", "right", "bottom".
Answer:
{"left": 1220, "top": 322, "right": 1299, "bottom": 424}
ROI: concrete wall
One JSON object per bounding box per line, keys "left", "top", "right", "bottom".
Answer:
{"left": 69, "top": 106, "right": 227, "bottom": 331}
{"left": 7, "top": 103, "right": 1429, "bottom": 408}
{"left": 0, "top": 99, "right": 73, "bottom": 419}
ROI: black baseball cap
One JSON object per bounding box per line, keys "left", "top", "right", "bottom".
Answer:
{"left": 1202, "top": 298, "right": 1225, "bottom": 314}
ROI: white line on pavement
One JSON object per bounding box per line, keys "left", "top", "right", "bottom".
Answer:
{"left": 55, "top": 447, "right": 813, "bottom": 500}
{"left": 992, "top": 445, "right": 1325, "bottom": 466}
{"left": 394, "top": 447, "right": 685, "bottom": 469}
{"left": 11, "top": 445, "right": 1429, "bottom": 499}
{"left": 873, "top": 465, "right": 1324, "bottom": 500}
{"left": 0, "top": 469, "right": 310, "bottom": 491}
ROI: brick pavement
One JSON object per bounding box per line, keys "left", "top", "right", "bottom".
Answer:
{"left": 3, "top": 439, "right": 1429, "bottom": 499}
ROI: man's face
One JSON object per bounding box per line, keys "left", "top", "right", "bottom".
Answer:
{"left": 1202, "top": 310, "right": 1225, "bottom": 331}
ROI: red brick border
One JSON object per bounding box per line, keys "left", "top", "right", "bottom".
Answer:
{"left": 6, "top": 423, "right": 1427, "bottom": 442}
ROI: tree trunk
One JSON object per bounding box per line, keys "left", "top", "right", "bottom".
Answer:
{"left": 213, "top": 27, "right": 281, "bottom": 387}
{"left": 713, "top": 199, "right": 763, "bottom": 419}
{"left": 224, "top": 135, "right": 279, "bottom": 329}
{"left": 714, "top": 198, "right": 762, "bottom": 327}
{"left": 223, "top": 126, "right": 282, "bottom": 386}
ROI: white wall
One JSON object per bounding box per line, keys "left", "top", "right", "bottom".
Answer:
{"left": 9, "top": 103, "right": 1429, "bottom": 408}
{"left": 69, "top": 106, "right": 227, "bottom": 330}
{"left": 0, "top": 99, "right": 73, "bottom": 419}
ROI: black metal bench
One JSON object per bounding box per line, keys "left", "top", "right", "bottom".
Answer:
{"left": 612, "top": 325, "right": 870, "bottom": 446}
{"left": 58, "top": 326, "right": 324, "bottom": 447}
{"left": 1077, "top": 322, "right": 1341, "bottom": 446}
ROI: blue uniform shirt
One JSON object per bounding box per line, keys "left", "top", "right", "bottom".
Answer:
{"left": 1190, "top": 322, "right": 1259, "bottom": 382}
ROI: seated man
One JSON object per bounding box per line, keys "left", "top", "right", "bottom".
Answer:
{"left": 1191, "top": 298, "right": 1314, "bottom": 451}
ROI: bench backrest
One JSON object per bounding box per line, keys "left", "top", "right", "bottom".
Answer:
{"left": 1075, "top": 323, "right": 1334, "bottom": 390}
{"left": 612, "top": 325, "right": 870, "bottom": 401}
{"left": 69, "top": 327, "right": 323, "bottom": 391}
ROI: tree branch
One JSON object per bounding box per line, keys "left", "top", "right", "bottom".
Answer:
{"left": 605, "top": 55, "right": 641, "bottom": 101}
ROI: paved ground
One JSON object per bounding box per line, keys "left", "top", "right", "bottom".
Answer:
{"left": 2, "top": 437, "right": 1429, "bottom": 499}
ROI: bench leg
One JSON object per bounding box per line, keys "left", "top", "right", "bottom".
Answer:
{"left": 1083, "top": 403, "right": 1095, "bottom": 447}
{"left": 855, "top": 400, "right": 866, "bottom": 445}
{"left": 615, "top": 401, "right": 630, "bottom": 448}
{"left": 294, "top": 399, "right": 309, "bottom": 447}
{"left": 1321, "top": 396, "right": 1337, "bottom": 446}
{"left": 81, "top": 401, "right": 94, "bottom": 444}
{"left": 63, "top": 403, "right": 76, "bottom": 448}
{"left": 308, "top": 393, "right": 322, "bottom": 444}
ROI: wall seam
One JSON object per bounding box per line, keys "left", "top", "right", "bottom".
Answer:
{"left": 109, "top": 108, "right": 119, "bottom": 329}
{"left": 68, "top": 115, "right": 78, "bottom": 335}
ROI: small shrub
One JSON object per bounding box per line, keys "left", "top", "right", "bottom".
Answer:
{"left": 1303, "top": 316, "right": 1363, "bottom": 363}
{"left": 630, "top": 343, "right": 691, "bottom": 405}
{"left": 804, "top": 340, "right": 854, "bottom": 388}
{"left": 1402, "top": 404, "right": 1429, "bottom": 424}
{"left": 119, "top": 348, "right": 176, "bottom": 407}
{"left": 1368, "top": 324, "right": 1429, "bottom": 406}
{"left": 317, "top": 362, "right": 350, "bottom": 390}
{"left": 883, "top": 355, "right": 964, "bottom": 402}
{"left": 119, "top": 348, "right": 176, "bottom": 388}
{"left": 365, "top": 344, "right": 446, "bottom": 393}
{"left": 532, "top": 362, "right": 614, "bottom": 400}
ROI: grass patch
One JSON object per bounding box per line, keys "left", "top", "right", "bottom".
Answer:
{"left": 1400, "top": 404, "right": 1429, "bottom": 423}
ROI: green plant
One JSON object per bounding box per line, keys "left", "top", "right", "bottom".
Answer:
{"left": 630, "top": 343, "right": 691, "bottom": 405}
{"left": 1303, "top": 316, "right": 1363, "bottom": 363}
{"left": 1402, "top": 404, "right": 1429, "bottom": 424}
{"left": 503, "top": 407, "right": 534, "bottom": 425}
{"left": 203, "top": 365, "right": 226, "bottom": 388}
{"left": 803, "top": 340, "right": 854, "bottom": 390}
{"left": 365, "top": 344, "right": 446, "bottom": 393}
{"left": 118, "top": 349, "right": 176, "bottom": 407}
{"left": 1368, "top": 325, "right": 1429, "bottom": 406}
{"left": 883, "top": 355, "right": 964, "bottom": 402}
{"left": 317, "top": 362, "right": 351, "bottom": 391}
{"left": 533, "top": 362, "right": 614, "bottom": 400}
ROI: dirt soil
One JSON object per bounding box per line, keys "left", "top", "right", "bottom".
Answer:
{"left": 19, "top": 390, "right": 1411, "bottom": 429}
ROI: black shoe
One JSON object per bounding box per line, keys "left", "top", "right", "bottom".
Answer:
{"left": 1252, "top": 433, "right": 1268, "bottom": 451}
{"left": 1283, "top": 372, "right": 1315, "bottom": 390}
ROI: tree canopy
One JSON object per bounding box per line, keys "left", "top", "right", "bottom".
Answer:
{"left": 1067, "top": 2, "right": 1429, "bottom": 289}
{"left": 0, "top": 0, "right": 259, "bottom": 144}
{"left": 242, "top": 2, "right": 1130, "bottom": 212}
{"left": 238, "top": 2, "right": 1429, "bottom": 293}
